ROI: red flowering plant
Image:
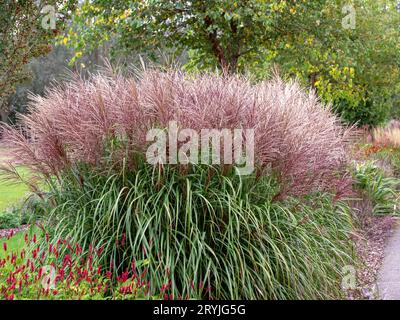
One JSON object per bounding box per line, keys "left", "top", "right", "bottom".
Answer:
{"left": 0, "top": 230, "right": 198, "bottom": 300}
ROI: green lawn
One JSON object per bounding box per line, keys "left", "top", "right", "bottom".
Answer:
{"left": 0, "top": 146, "right": 30, "bottom": 212}
{"left": 0, "top": 178, "right": 29, "bottom": 212}
{"left": 0, "top": 231, "right": 26, "bottom": 259}
{"left": 0, "top": 146, "right": 33, "bottom": 261}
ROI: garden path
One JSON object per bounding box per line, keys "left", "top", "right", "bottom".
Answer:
{"left": 377, "top": 221, "right": 400, "bottom": 299}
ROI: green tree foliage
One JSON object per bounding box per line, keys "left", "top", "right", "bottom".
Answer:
{"left": 63, "top": 0, "right": 327, "bottom": 72}
{"left": 64, "top": 0, "right": 400, "bottom": 126}
{"left": 0, "top": 0, "right": 76, "bottom": 118}
{"left": 271, "top": 0, "right": 400, "bottom": 127}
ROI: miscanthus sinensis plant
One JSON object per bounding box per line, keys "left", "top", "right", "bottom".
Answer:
{"left": 1, "top": 68, "right": 355, "bottom": 299}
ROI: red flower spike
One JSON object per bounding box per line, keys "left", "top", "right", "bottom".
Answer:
{"left": 121, "top": 270, "right": 129, "bottom": 283}
{"left": 97, "top": 246, "right": 104, "bottom": 257}
{"left": 97, "top": 265, "right": 102, "bottom": 275}
{"left": 7, "top": 230, "right": 14, "bottom": 239}
{"left": 58, "top": 268, "right": 65, "bottom": 278}
{"left": 140, "top": 269, "right": 147, "bottom": 279}
{"left": 11, "top": 253, "right": 16, "bottom": 265}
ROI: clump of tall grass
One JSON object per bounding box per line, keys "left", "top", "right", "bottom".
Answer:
{"left": 373, "top": 126, "right": 400, "bottom": 147}
{"left": 33, "top": 163, "right": 354, "bottom": 299}
{"left": 1, "top": 68, "right": 351, "bottom": 198}
{"left": 1, "top": 68, "right": 355, "bottom": 299}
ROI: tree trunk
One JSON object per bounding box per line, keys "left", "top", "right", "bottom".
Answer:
{"left": 204, "top": 15, "right": 239, "bottom": 74}
{"left": 227, "top": 55, "right": 239, "bottom": 74}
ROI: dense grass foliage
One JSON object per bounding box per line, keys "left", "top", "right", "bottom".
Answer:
{"left": 30, "top": 163, "right": 355, "bottom": 299}
{"left": 352, "top": 161, "right": 400, "bottom": 216}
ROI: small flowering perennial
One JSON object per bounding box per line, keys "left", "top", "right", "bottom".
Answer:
{"left": 0, "top": 232, "right": 199, "bottom": 300}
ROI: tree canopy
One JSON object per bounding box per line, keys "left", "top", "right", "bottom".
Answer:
{"left": 63, "top": 1, "right": 329, "bottom": 71}
{"left": 0, "top": 0, "right": 75, "bottom": 117}
{"left": 8, "top": 0, "right": 400, "bottom": 127}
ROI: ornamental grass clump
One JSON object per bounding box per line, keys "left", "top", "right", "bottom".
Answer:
{"left": 373, "top": 126, "right": 400, "bottom": 147}
{"left": 1, "top": 68, "right": 351, "bottom": 197}
{"left": 1, "top": 68, "right": 354, "bottom": 299}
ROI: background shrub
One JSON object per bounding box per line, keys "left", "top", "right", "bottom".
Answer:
{"left": 0, "top": 211, "right": 19, "bottom": 229}
{"left": 333, "top": 98, "right": 391, "bottom": 128}
{"left": 0, "top": 196, "right": 42, "bottom": 230}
